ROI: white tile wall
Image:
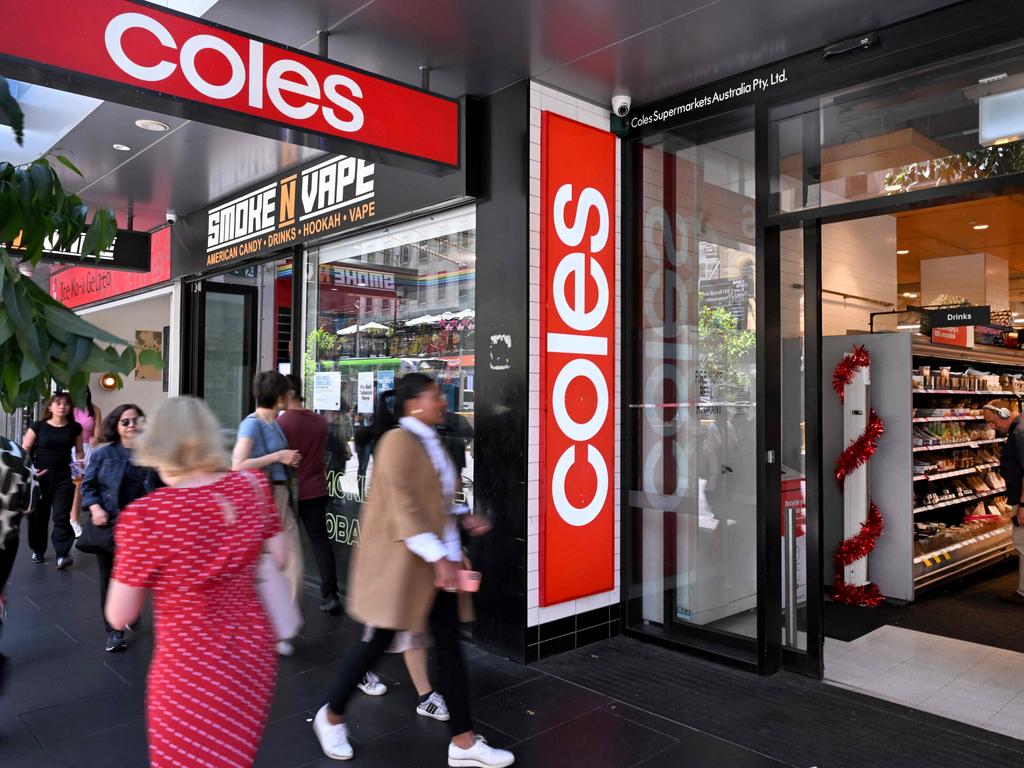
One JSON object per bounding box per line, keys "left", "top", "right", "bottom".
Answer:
{"left": 527, "top": 81, "right": 621, "bottom": 627}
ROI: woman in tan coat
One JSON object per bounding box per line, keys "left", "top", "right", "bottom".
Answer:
{"left": 313, "top": 373, "right": 514, "bottom": 768}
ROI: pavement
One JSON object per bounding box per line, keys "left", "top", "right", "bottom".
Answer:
{"left": 0, "top": 542, "right": 784, "bottom": 768}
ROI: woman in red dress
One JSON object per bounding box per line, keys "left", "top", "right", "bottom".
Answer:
{"left": 105, "top": 397, "right": 285, "bottom": 768}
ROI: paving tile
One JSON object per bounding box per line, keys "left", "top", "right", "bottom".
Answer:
{"left": 509, "top": 706, "right": 674, "bottom": 767}
{"left": 470, "top": 675, "right": 610, "bottom": 741}
{"left": 860, "top": 661, "right": 962, "bottom": 707}
{"left": 18, "top": 687, "right": 146, "bottom": 747}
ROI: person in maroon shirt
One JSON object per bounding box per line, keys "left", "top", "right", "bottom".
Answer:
{"left": 277, "top": 374, "right": 341, "bottom": 615}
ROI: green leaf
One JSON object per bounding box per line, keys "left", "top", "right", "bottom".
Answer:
{"left": 120, "top": 345, "right": 137, "bottom": 370}
{"left": 19, "top": 351, "right": 40, "bottom": 380}
{"left": 39, "top": 301, "right": 128, "bottom": 346}
{"left": 0, "top": 306, "right": 12, "bottom": 346}
{"left": 0, "top": 77, "right": 24, "bottom": 145}
{"left": 54, "top": 155, "right": 82, "bottom": 177}
{"left": 29, "top": 162, "right": 53, "bottom": 207}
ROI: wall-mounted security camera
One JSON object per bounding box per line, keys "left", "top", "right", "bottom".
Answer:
{"left": 611, "top": 94, "right": 631, "bottom": 118}
{"left": 166, "top": 210, "right": 177, "bottom": 226}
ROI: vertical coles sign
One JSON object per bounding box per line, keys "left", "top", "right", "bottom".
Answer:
{"left": 540, "top": 113, "right": 616, "bottom": 606}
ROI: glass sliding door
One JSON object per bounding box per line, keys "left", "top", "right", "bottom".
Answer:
{"left": 625, "top": 108, "right": 760, "bottom": 656}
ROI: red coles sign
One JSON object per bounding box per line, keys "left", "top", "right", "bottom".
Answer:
{"left": 0, "top": 0, "right": 459, "bottom": 168}
{"left": 539, "top": 113, "right": 616, "bottom": 606}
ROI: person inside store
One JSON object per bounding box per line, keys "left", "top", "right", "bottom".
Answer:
{"left": 79, "top": 404, "right": 159, "bottom": 653}
{"left": 0, "top": 436, "right": 39, "bottom": 688}
{"left": 983, "top": 399, "right": 1024, "bottom": 604}
{"left": 277, "top": 374, "right": 341, "bottom": 616}
{"left": 354, "top": 413, "right": 376, "bottom": 490}
{"left": 21, "top": 392, "right": 83, "bottom": 569}
{"left": 70, "top": 386, "right": 102, "bottom": 539}
{"left": 232, "top": 370, "right": 304, "bottom": 656}
{"left": 324, "top": 398, "right": 354, "bottom": 476}
{"left": 105, "top": 396, "right": 285, "bottom": 768}
{"left": 312, "top": 373, "right": 514, "bottom": 768}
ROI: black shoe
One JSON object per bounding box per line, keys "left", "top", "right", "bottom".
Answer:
{"left": 55, "top": 556, "right": 73, "bottom": 570}
{"left": 105, "top": 631, "right": 127, "bottom": 652}
{"left": 30, "top": 552, "right": 45, "bottom": 564}
{"left": 320, "top": 594, "right": 342, "bottom": 616}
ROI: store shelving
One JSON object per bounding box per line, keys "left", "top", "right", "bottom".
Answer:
{"left": 910, "top": 352, "right": 1017, "bottom": 594}
{"left": 912, "top": 437, "right": 1005, "bottom": 452}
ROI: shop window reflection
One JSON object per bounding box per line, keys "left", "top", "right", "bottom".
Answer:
{"left": 303, "top": 207, "right": 476, "bottom": 574}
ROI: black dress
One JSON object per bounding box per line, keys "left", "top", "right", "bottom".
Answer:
{"left": 27, "top": 420, "right": 82, "bottom": 559}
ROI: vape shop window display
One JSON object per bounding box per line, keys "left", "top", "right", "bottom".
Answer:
{"left": 304, "top": 205, "right": 477, "bottom": 554}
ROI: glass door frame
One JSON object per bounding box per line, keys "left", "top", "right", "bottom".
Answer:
{"left": 620, "top": 106, "right": 763, "bottom": 670}
{"left": 181, "top": 278, "right": 259, "bottom": 419}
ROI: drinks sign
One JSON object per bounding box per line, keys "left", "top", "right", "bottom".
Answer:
{"left": 927, "top": 306, "right": 990, "bottom": 328}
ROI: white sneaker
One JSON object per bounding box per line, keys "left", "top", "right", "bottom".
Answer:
{"left": 357, "top": 670, "right": 388, "bottom": 696}
{"left": 313, "top": 705, "right": 353, "bottom": 761}
{"left": 276, "top": 640, "right": 294, "bottom": 656}
{"left": 416, "top": 691, "right": 450, "bottom": 721}
{"left": 448, "top": 736, "right": 514, "bottom": 767}
{"left": 71, "top": 522, "right": 83, "bottom": 538}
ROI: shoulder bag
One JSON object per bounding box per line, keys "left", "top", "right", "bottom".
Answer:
{"left": 240, "top": 469, "right": 302, "bottom": 640}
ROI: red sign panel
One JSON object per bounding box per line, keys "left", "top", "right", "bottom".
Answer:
{"left": 539, "top": 113, "right": 616, "bottom": 605}
{"left": 0, "top": 0, "right": 459, "bottom": 167}
{"left": 50, "top": 227, "right": 170, "bottom": 309}
{"left": 931, "top": 326, "right": 973, "bottom": 349}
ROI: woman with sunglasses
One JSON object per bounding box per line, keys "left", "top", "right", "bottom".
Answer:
{"left": 81, "top": 405, "right": 159, "bottom": 652}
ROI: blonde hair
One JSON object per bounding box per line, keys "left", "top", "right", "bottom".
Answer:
{"left": 134, "top": 397, "right": 230, "bottom": 482}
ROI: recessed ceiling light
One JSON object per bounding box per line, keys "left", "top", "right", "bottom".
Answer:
{"left": 973, "top": 223, "right": 990, "bottom": 230}
{"left": 897, "top": 249, "right": 910, "bottom": 255}
{"left": 902, "top": 292, "right": 918, "bottom": 298}
{"left": 134, "top": 118, "right": 169, "bottom": 132}
{"left": 112, "top": 143, "right": 131, "bottom": 151}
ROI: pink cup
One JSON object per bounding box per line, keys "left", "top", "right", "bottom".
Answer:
{"left": 457, "top": 570, "right": 482, "bottom": 593}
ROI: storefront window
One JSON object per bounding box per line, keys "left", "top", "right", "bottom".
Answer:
{"left": 303, "top": 206, "right": 476, "bottom": 566}
{"left": 627, "top": 110, "right": 759, "bottom": 643}
{"left": 773, "top": 41, "right": 1024, "bottom": 213}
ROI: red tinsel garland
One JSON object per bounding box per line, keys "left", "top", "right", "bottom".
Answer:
{"left": 830, "top": 347, "right": 887, "bottom": 607}
{"left": 831, "top": 345, "right": 871, "bottom": 404}
{"left": 834, "top": 410, "right": 885, "bottom": 490}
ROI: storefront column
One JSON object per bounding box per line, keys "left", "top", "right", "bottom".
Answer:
{"left": 469, "top": 80, "right": 531, "bottom": 662}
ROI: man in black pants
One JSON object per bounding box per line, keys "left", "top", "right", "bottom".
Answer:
{"left": 0, "top": 437, "right": 40, "bottom": 687}
{"left": 277, "top": 375, "right": 342, "bottom": 615}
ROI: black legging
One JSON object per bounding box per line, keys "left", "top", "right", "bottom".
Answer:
{"left": 28, "top": 471, "right": 75, "bottom": 558}
{"left": 97, "top": 551, "right": 115, "bottom": 631}
{"left": 296, "top": 496, "right": 339, "bottom": 599}
{"left": 326, "top": 590, "right": 472, "bottom": 735}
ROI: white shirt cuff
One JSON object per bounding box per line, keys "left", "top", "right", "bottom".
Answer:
{"left": 405, "top": 532, "right": 447, "bottom": 563}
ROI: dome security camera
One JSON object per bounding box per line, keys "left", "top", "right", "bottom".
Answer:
{"left": 166, "top": 210, "right": 178, "bottom": 225}
{"left": 611, "top": 94, "right": 631, "bottom": 117}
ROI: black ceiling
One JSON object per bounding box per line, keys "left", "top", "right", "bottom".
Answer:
{"left": 42, "top": 0, "right": 963, "bottom": 233}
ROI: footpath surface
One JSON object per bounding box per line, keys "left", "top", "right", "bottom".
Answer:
{"left": 2, "top": 546, "right": 1017, "bottom": 767}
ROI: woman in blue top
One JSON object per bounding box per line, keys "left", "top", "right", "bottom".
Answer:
{"left": 81, "top": 404, "right": 160, "bottom": 652}
{"left": 231, "top": 370, "right": 303, "bottom": 655}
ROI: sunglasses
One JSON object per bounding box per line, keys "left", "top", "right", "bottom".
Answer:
{"left": 119, "top": 417, "right": 145, "bottom": 427}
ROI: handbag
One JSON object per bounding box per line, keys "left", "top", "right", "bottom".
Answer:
{"left": 75, "top": 514, "right": 114, "bottom": 555}
{"left": 255, "top": 553, "right": 302, "bottom": 640}
{"left": 240, "top": 469, "right": 302, "bottom": 640}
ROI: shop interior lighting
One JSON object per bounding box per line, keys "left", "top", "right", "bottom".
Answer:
{"left": 1015, "top": 318, "right": 1024, "bottom": 325}
{"left": 897, "top": 324, "right": 921, "bottom": 331}
{"left": 112, "top": 143, "right": 131, "bottom": 151}
{"left": 902, "top": 292, "right": 918, "bottom": 298}
{"left": 979, "top": 87, "right": 1024, "bottom": 146}
{"left": 98, "top": 372, "right": 119, "bottom": 391}
{"left": 134, "top": 119, "right": 170, "bottom": 132}
{"left": 896, "top": 249, "right": 910, "bottom": 255}
{"left": 972, "top": 223, "right": 989, "bottom": 230}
